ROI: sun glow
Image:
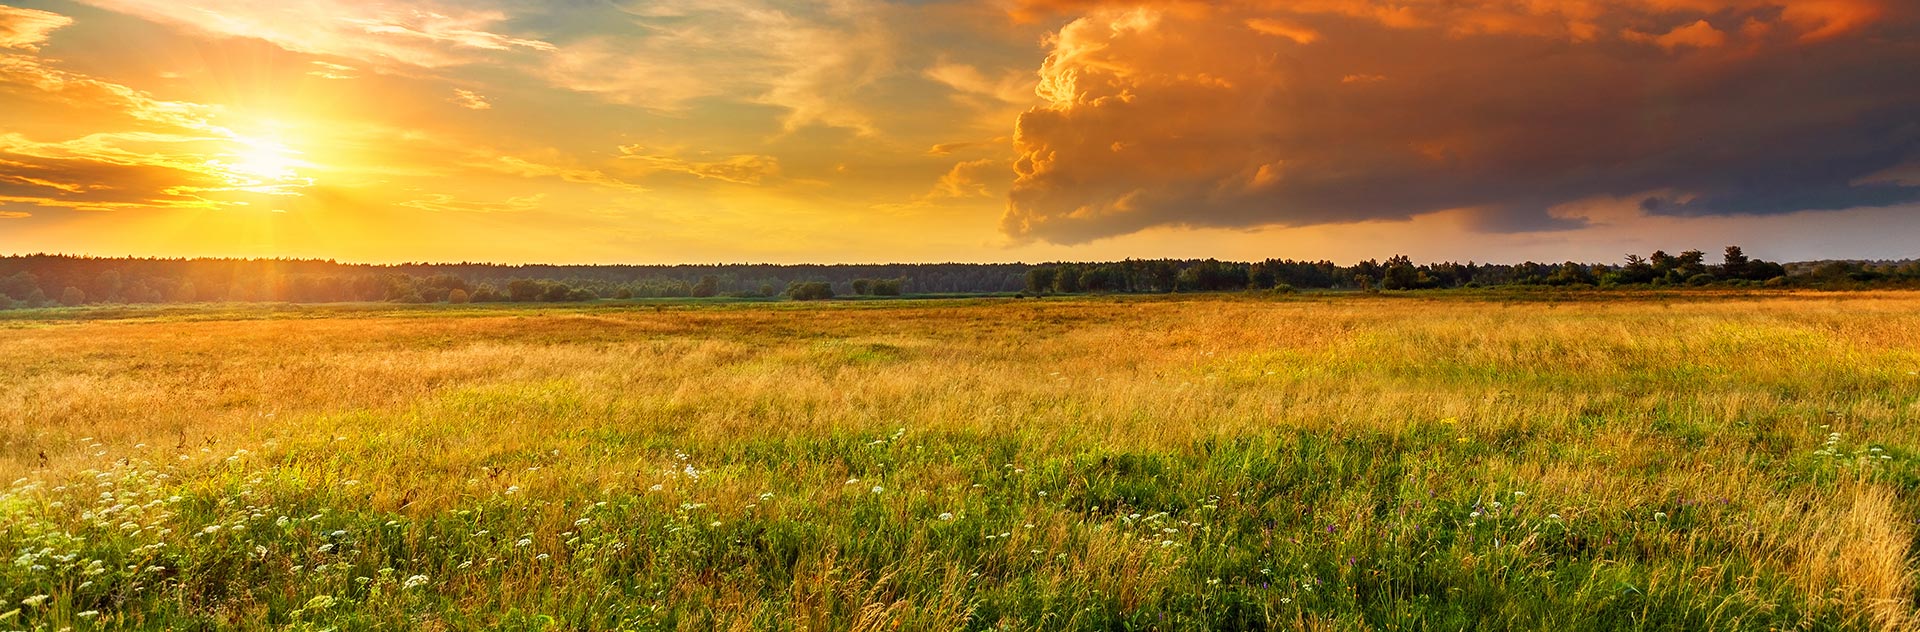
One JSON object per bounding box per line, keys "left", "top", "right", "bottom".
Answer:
{"left": 228, "top": 138, "right": 301, "bottom": 181}
{"left": 211, "top": 122, "right": 317, "bottom": 194}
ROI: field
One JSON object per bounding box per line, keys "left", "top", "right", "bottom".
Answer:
{"left": 2, "top": 292, "right": 1918, "bottom": 630}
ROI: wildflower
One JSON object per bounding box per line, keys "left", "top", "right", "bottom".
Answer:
{"left": 21, "top": 595, "right": 48, "bottom": 607}
{"left": 1654, "top": 512, "right": 1668, "bottom": 521}
{"left": 870, "top": 485, "right": 884, "bottom": 494}
{"left": 403, "top": 574, "right": 429, "bottom": 589}
{"left": 515, "top": 538, "right": 533, "bottom": 547}
{"left": 1548, "top": 513, "right": 1563, "bottom": 520}
{"left": 648, "top": 484, "right": 664, "bottom": 492}
{"left": 77, "top": 610, "right": 100, "bottom": 619}
{"left": 535, "top": 553, "right": 550, "bottom": 561}
{"left": 937, "top": 512, "right": 954, "bottom": 521}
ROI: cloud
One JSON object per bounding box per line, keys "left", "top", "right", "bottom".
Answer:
{"left": 72, "top": 0, "right": 553, "bottom": 69}
{"left": 449, "top": 88, "right": 491, "bottom": 110}
{"left": 615, "top": 145, "right": 782, "bottom": 186}
{"left": 0, "top": 210, "right": 30, "bottom": 218}
{"left": 931, "top": 159, "right": 1000, "bottom": 199}
{"left": 925, "top": 61, "right": 1033, "bottom": 104}
{"left": 468, "top": 152, "right": 647, "bottom": 192}
{"left": 399, "top": 192, "right": 544, "bottom": 213}
{"left": 1245, "top": 17, "right": 1318, "bottom": 44}
{"left": 1008, "top": 1, "right": 1889, "bottom": 42}
{"left": 307, "top": 61, "right": 357, "bottom": 80}
{"left": 0, "top": 131, "right": 312, "bottom": 211}
{"left": 545, "top": 0, "right": 892, "bottom": 134}
{"left": 1002, "top": 2, "right": 1920, "bottom": 243}
{"left": 0, "top": 45, "right": 319, "bottom": 213}
{"left": 0, "top": 53, "right": 225, "bottom": 134}
{"left": 0, "top": 6, "right": 73, "bottom": 51}
{"left": 1624, "top": 19, "right": 1728, "bottom": 51}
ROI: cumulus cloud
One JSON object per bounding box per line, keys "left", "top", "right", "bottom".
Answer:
{"left": 0, "top": 5, "right": 72, "bottom": 51}
{"left": 1002, "top": 1, "right": 1920, "bottom": 243}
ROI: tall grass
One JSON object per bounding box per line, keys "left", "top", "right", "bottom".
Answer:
{"left": 1, "top": 293, "right": 1916, "bottom": 630}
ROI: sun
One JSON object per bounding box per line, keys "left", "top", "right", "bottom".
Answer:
{"left": 208, "top": 119, "right": 317, "bottom": 193}
{"left": 229, "top": 137, "right": 302, "bottom": 181}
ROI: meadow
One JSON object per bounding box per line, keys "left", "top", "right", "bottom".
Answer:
{"left": 1, "top": 292, "right": 1917, "bottom": 630}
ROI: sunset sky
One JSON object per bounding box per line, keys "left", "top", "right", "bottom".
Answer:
{"left": 1, "top": 0, "right": 1916, "bottom": 264}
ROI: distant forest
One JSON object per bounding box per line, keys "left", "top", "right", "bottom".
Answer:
{"left": 1, "top": 248, "right": 1917, "bottom": 308}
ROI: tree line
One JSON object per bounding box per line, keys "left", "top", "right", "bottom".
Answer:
{"left": 1019, "top": 247, "right": 1831, "bottom": 294}
{"left": 0, "top": 248, "right": 1915, "bottom": 308}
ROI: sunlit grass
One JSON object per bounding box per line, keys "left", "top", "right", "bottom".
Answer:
{"left": 2, "top": 292, "right": 1917, "bottom": 629}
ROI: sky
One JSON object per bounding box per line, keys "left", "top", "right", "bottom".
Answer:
{"left": 0, "top": 0, "right": 1916, "bottom": 265}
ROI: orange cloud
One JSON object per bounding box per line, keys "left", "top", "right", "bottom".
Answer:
{"left": 1003, "top": 3, "right": 1920, "bottom": 243}
{"left": 1245, "top": 17, "right": 1318, "bottom": 44}
{"left": 1009, "top": 0, "right": 1890, "bottom": 42}
{"left": 0, "top": 5, "right": 72, "bottom": 51}
{"left": 449, "top": 88, "right": 491, "bottom": 110}
{"left": 615, "top": 146, "right": 782, "bottom": 186}
{"left": 72, "top": 0, "right": 553, "bottom": 69}
{"left": 1624, "top": 19, "right": 1729, "bottom": 50}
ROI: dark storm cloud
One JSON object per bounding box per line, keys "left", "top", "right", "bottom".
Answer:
{"left": 1001, "top": 1, "right": 1920, "bottom": 243}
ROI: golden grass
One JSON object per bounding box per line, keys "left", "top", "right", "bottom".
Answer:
{"left": 2, "top": 291, "right": 1917, "bottom": 629}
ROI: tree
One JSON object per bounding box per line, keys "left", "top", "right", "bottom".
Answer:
{"left": 1677, "top": 250, "right": 1707, "bottom": 277}
{"left": 1720, "top": 246, "right": 1750, "bottom": 280}
{"left": 447, "top": 288, "right": 470, "bottom": 304}
{"left": 1024, "top": 267, "right": 1057, "bottom": 294}
{"left": 507, "top": 279, "right": 543, "bottom": 302}
{"left": 785, "top": 281, "right": 834, "bottom": 300}
{"left": 1381, "top": 255, "right": 1420, "bottom": 290}
{"left": 60, "top": 286, "right": 86, "bottom": 306}
{"left": 691, "top": 275, "right": 719, "bottom": 298}
{"left": 1613, "top": 254, "right": 1656, "bottom": 284}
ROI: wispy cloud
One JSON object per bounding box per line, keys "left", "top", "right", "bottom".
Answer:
{"left": 545, "top": 0, "right": 893, "bottom": 134}
{"left": 399, "top": 192, "right": 544, "bottom": 213}
{"left": 615, "top": 145, "right": 781, "bottom": 186}
{"left": 0, "top": 5, "right": 73, "bottom": 51}
{"left": 73, "top": 0, "right": 554, "bottom": 69}
{"left": 449, "top": 88, "right": 491, "bottom": 110}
